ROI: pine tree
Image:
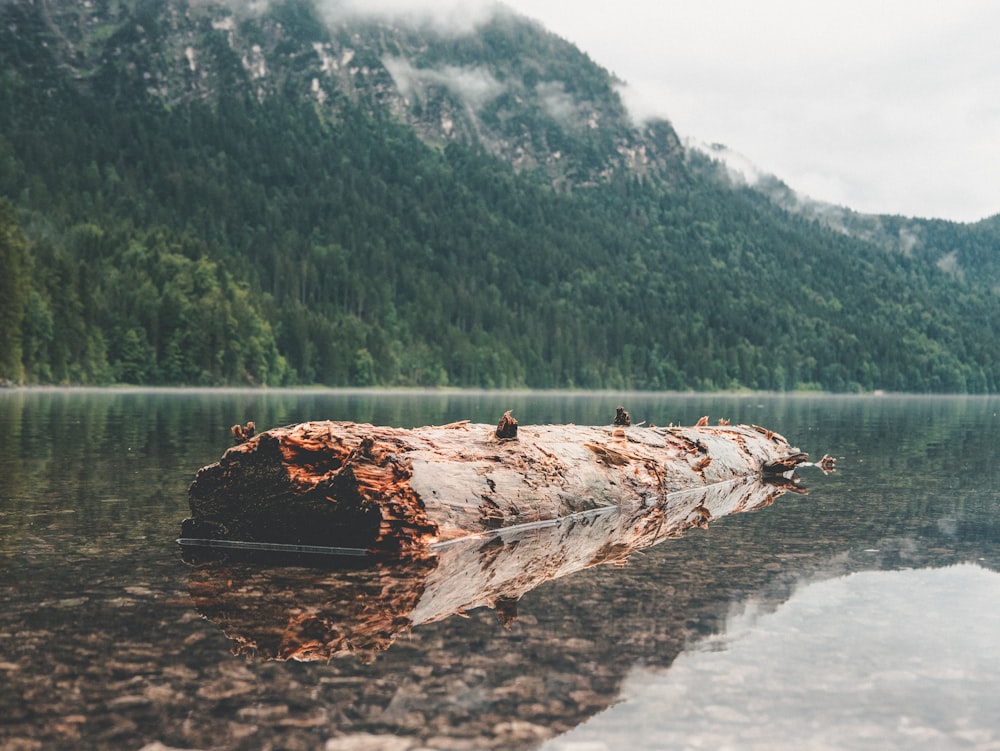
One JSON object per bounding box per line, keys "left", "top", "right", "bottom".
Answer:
{"left": 0, "top": 199, "right": 28, "bottom": 383}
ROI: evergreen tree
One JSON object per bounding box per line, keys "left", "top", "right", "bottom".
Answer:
{"left": 0, "top": 200, "right": 28, "bottom": 383}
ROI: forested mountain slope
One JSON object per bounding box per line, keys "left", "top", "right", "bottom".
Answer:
{"left": 0, "top": 0, "right": 998, "bottom": 392}
{"left": 745, "top": 171, "right": 1000, "bottom": 293}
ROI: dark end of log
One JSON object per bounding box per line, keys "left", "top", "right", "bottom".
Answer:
{"left": 613, "top": 406, "right": 631, "bottom": 427}
{"left": 231, "top": 421, "right": 255, "bottom": 444}
{"left": 817, "top": 454, "right": 838, "bottom": 473}
{"left": 495, "top": 410, "right": 518, "bottom": 440}
{"left": 763, "top": 451, "right": 810, "bottom": 476}
{"left": 185, "top": 427, "right": 436, "bottom": 552}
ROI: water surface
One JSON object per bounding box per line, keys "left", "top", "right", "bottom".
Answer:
{"left": 1, "top": 389, "right": 998, "bottom": 750}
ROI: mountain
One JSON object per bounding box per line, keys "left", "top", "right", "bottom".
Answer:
{"left": 1, "top": 0, "right": 998, "bottom": 392}
{"left": 699, "top": 141, "right": 1000, "bottom": 293}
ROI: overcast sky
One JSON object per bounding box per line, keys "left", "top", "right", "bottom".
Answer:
{"left": 494, "top": 0, "right": 1000, "bottom": 223}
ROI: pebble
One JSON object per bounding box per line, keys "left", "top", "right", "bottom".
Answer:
{"left": 195, "top": 678, "right": 256, "bottom": 700}
{"left": 324, "top": 734, "right": 416, "bottom": 751}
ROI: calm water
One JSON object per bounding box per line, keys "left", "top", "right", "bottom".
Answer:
{"left": 0, "top": 389, "right": 998, "bottom": 751}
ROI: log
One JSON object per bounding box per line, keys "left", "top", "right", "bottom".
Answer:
{"left": 182, "top": 415, "right": 814, "bottom": 555}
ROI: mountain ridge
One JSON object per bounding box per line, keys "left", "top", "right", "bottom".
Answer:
{"left": 694, "top": 141, "right": 1000, "bottom": 291}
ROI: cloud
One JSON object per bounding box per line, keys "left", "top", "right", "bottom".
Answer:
{"left": 317, "top": 0, "right": 505, "bottom": 35}
{"left": 204, "top": 0, "right": 507, "bottom": 35}
{"left": 189, "top": 0, "right": 273, "bottom": 16}
{"left": 613, "top": 80, "right": 675, "bottom": 128}
{"left": 686, "top": 138, "right": 768, "bottom": 187}
{"left": 383, "top": 56, "right": 505, "bottom": 110}
{"left": 536, "top": 81, "right": 579, "bottom": 124}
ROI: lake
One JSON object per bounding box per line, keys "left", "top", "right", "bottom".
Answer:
{"left": 1, "top": 389, "right": 998, "bottom": 751}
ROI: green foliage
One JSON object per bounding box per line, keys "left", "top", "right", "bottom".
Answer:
{"left": 0, "top": 199, "right": 29, "bottom": 382}
{"left": 0, "top": 0, "right": 998, "bottom": 393}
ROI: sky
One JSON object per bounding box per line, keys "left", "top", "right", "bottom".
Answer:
{"left": 496, "top": 0, "right": 1000, "bottom": 223}
{"left": 327, "top": 0, "right": 1000, "bottom": 222}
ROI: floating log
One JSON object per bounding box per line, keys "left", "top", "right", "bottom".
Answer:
{"left": 183, "top": 415, "right": 816, "bottom": 555}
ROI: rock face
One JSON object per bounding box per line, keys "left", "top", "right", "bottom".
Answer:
{"left": 183, "top": 418, "right": 808, "bottom": 554}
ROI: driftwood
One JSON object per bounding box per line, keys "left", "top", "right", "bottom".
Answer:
{"left": 183, "top": 414, "right": 815, "bottom": 554}
{"left": 187, "top": 474, "right": 797, "bottom": 661}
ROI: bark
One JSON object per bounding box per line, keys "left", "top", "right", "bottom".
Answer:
{"left": 183, "top": 418, "right": 811, "bottom": 554}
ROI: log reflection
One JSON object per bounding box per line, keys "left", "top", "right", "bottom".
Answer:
{"left": 184, "top": 475, "right": 800, "bottom": 661}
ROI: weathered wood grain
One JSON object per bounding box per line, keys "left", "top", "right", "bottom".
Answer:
{"left": 184, "top": 418, "right": 808, "bottom": 553}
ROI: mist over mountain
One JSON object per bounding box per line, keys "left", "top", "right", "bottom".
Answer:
{"left": 1, "top": 0, "right": 998, "bottom": 391}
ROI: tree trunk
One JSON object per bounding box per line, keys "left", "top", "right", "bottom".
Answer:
{"left": 183, "top": 418, "right": 810, "bottom": 554}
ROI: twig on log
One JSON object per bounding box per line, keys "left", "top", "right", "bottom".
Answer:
{"left": 231, "top": 421, "right": 255, "bottom": 444}
{"left": 495, "top": 410, "right": 518, "bottom": 439}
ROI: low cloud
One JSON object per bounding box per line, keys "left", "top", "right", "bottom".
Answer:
{"left": 686, "top": 138, "right": 767, "bottom": 186}
{"left": 200, "top": 0, "right": 507, "bottom": 35}
{"left": 383, "top": 56, "right": 505, "bottom": 110}
{"left": 190, "top": 0, "right": 273, "bottom": 16}
{"left": 897, "top": 226, "right": 922, "bottom": 256}
{"left": 614, "top": 81, "right": 670, "bottom": 127}
{"left": 318, "top": 0, "right": 505, "bottom": 35}
{"left": 536, "top": 81, "right": 579, "bottom": 125}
